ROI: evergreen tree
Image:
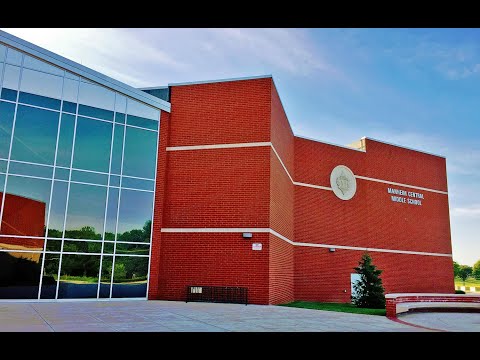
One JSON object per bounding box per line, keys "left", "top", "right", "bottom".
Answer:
{"left": 352, "top": 252, "right": 386, "bottom": 309}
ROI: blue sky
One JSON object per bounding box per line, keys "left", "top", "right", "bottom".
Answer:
{"left": 3, "top": 28, "right": 479, "bottom": 266}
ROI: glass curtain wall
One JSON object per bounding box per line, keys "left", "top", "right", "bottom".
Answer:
{"left": 0, "top": 43, "right": 160, "bottom": 299}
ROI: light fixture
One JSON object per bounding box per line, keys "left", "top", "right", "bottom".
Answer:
{"left": 242, "top": 232, "right": 253, "bottom": 239}
{"left": 329, "top": 248, "right": 336, "bottom": 252}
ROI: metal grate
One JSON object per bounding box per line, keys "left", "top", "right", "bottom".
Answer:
{"left": 186, "top": 285, "right": 248, "bottom": 305}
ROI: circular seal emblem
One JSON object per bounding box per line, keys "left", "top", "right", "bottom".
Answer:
{"left": 330, "top": 165, "right": 357, "bottom": 200}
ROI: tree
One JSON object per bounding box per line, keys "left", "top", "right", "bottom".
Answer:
{"left": 473, "top": 260, "right": 480, "bottom": 280}
{"left": 352, "top": 253, "right": 386, "bottom": 309}
{"left": 458, "top": 265, "right": 473, "bottom": 285}
{"left": 453, "top": 261, "right": 461, "bottom": 278}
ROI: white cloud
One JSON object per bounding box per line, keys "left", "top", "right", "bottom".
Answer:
{"left": 451, "top": 205, "right": 480, "bottom": 218}
{"left": 1, "top": 28, "right": 343, "bottom": 88}
{"left": 410, "top": 38, "right": 480, "bottom": 80}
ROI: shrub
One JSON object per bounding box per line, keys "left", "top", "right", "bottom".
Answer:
{"left": 455, "top": 290, "right": 465, "bottom": 294}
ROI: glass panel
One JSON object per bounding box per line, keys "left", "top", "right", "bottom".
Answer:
{"left": 9, "top": 161, "right": 53, "bottom": 178}
{"left": 1, "top": 88, "right": 17, "bottom": 102}
{"left": 122, "top": 176, "right": 154, "bottom": 191}
{"left": 78, "top": 80, "right": 114, "bottom": 113}
{"left": 111, "top": 124, "right": 124, "bottom": 175}
{"left": 104, "top": 187, "right": 118, "bottom": 241}
{"left": 127, "top": 98, "right": 160, "bottom": 121}
{"left": 115, "top": 243, "right": 150, "bottom": 255}
{"left": 0, "top": 44, "right": 6, "bottom": 60}
{"left": 115, "top": 94, "right": 126, "bottom": 114}
{"left": 117, "top": 189, "right": 153, "bottom": 243}
{"left": 47, "top": 180, "right": 68, "bottom": 238}
{"left": 2, "top": 175, "right": 51, "bottom": 236}
{"left": 10, "top": 105, "right": 59, "bottom": 165}
{"left": 58, "top": 254, "right": 100, "bottom": 299}
{"left": 54, "top": 167, "right": 70, "bottom": 181}
{"left": 5, "top": 48, "right": 23, "bottom": 65}
{"left": 78, "top": 104, "right": 113, "bottom": 121}
{"left": 0, "top": 236, "right": 44, "bottom": 251}
{"left": 0, "top": 251, "right": 42, "bottom": 299}
{"left": 62, "top": 78, "right": 78, "bottom": 103}
{"left": 123, "top": 127, "right": 157, "bottom": 179}
{"left": 3, "top": 64, "right": 20, "bottom": 90}
{"left": 46, "top": 239, "right": 62, "bottom": 252}
{"left": 65, "top": 183, "right": 106, "bottom": 240}
{"left": 109, "top": 175, "right": 120, "bottom": 187}
{"left": 71, "top": 170, "right": 108, "bottom": 186}
{"left": 1, "top": 64, "right": 20, "bottom": 101}
{"left": 56, "top": 113, "right": 75, "bottom": 167}
{"left": 40, "top": 253, "right": 60, "bottom": 299}
{"left": 103, "top": 242, "right": 115, "bottom": 254}
{"left": 63, "top": 240, "right": 102, "bottom": 253}
{"left": 0, "top": 159, "right": 6, "bottom": 173}
{"left": 0, "top": 101, "right": 15, "bottom": 158}
{"left": 0, "top": 173, "right": 4, "bottom": 212}
{"left": 23, "top": 55, "right": 64, "bottom": 76}
{"left": 20, "top": 68, "right": 63, "bottom": 107}
{"left": 99, "top": 255, "right": 112, "bottom": 298}
{"left": 72, "top": 117, "right": 112, "bottom": 173}
{"left": 19, "top": 92, "right": 61, "bottom": 111}
{"left": 127, "top": 115, "right": 159, "bottom": 131}
{"left": 114, "top": 112, "right": 125, "bottom": 124}
{"left": 61, "top": 101, "right": 77, "bottom": 114}
{"left": 112, "top": 256, "right": 148, "bottom": 298}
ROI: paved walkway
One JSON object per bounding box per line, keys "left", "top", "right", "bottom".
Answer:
{"left": 397, "top": 311, "right": 480, "bottom": 332}
{"left": 0, "top": 300, "right": 474, "bottom": 332}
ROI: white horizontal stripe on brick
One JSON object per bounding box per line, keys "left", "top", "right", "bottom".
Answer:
{"left": 293, "top": 181, "right": 332, "bottom": 191}
{"left": 354, "top": 175, "right": 448, "bottom": 195}
{"left": 291, "top": 240, "right": 452, "bottom": 257}
{"left": 160, "top": 228, "right": 452, "bottom": 257}
{"left": 269, "top": 144, "right": 294, "bottom": 183}
{"left": 165, "top": 141, "right": 448, "bottom": 195}
{"left": 166, "top": 142, "right": 272, "bottom": 151}
{"left": 269, "top": 229, "right": 295, "bottom": 245}
{"left": 161, "top": 228, "right": 270, "bottom": 233}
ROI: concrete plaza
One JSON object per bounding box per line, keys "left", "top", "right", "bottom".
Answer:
{"left": 0, "top": 300, "right": 478, "bottom": 332}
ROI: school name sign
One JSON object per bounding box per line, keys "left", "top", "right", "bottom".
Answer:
{"left": 388, "top": 187, "right": 423, "bottom": 206}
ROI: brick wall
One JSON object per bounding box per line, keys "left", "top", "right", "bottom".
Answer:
{"left": 149, "top": 77, "right": 454, "bottom": 305}
{"left": 293, "top": 136, "right": 453, "bottom": 302}
{"left": 159, "top": 232, "right": 270, "bottom": 304}
{"left": 294, "top": 248, "right": 454, "bottom": 303}
{"left": 168, "top": 79, "right": 271, "bottom": 147}
{"left": 155, "top": 78, "right": 273, "bottom": 304}
{"left": 269, "top": 84, "right": 295, "bottom": 304}
{"left": 269, "top": 233, "right": 294, "bottom": 304}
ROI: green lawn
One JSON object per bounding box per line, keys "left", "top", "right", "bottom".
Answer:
{"left": 279, "top": 301, "right": 386, "bottom": 316}
{"left": 454, "top": 277, "right": 480, "bottom": 288}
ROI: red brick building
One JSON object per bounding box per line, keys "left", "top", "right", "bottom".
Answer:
{"left": 146, "top": 75, "right": 454, "bottom": 305}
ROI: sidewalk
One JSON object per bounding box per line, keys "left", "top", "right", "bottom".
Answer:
{"left": 0, "top": 300, "right": 424, "bottom": 332}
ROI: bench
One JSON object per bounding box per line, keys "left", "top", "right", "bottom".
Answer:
{"left": 386, "top": 293, "right": 480, "bottom": 318}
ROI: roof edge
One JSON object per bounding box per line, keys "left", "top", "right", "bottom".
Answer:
{"left": 295, "top": 134, "right": 366, "bottom": 153}
{"left": 138, "top": 86, "right": 169, "bottom": 91}
{"left": 168, "top": 74, "right": 272, "bottom": 87}
{"left": 362, "top": 137, "right": 446, "bottom": 158}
